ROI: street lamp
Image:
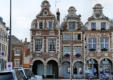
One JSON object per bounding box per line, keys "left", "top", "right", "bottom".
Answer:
{"left": 8, "top": 0, "right": 12, "bottom": 62}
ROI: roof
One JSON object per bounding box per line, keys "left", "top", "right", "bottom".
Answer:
{"left": 11, "top": 35, "right": 23, "bottom": 46}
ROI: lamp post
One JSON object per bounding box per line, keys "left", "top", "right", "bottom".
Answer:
{"left": 8, "top": 0, "right": 12, "bottom": 62}
{"left": 70, "top": 31, "right": 73, "bottom": 80}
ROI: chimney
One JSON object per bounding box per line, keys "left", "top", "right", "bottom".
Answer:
{"left": 56, "top": 9, "right": 60, "bottom": 22}
{"left": 25, "top": 38, "right": 27, "bottom": 43}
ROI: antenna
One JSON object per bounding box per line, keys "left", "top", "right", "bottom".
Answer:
{"left": 55, "top": 0, "right": 57, "bottom": 8}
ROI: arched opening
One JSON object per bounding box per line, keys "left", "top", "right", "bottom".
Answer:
{"left": 100, "top": 58, "right": 112, "bottom": 78}
{"left": 61, "top": 61, "right": 70, "bottom": 78}
{"left": 46, "top": 60, "right": 58, "bottom": 78}
{"left": 73, "top": 61, "right": 84, "bottom": 78}
{"left": 32, "top": 60, "right": 44, "bottom": 76}
{"left": 86, "top": 59, "right": 98, "bottom": 78}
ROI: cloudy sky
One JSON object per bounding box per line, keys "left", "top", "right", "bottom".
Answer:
{"left": 0, "top": 0, "right": 113, "bottom": 41}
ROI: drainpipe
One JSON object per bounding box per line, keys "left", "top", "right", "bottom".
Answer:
{"left": 83, "top": 31, "right": 86, "bottom": 79}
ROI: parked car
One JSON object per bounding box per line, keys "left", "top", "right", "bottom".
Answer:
{"left": 16, "top": 67, "right": 37, "bottom": 80}
{"left": 0, "top": 70, "right": 18, "bottom": 80}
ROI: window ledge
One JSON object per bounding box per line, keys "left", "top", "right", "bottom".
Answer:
{"left": 14, "top": 54, "right": 20, "bottom": 56}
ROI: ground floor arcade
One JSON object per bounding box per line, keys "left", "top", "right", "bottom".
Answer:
{"left": 32, "top": 58, "right": 113, "bottom": 79}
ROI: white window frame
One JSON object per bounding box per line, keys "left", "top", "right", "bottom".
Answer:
{"left": 91, "top": 22, "right": 96, "bottom": 30}
{"left": 101, "top": 22, "right": 106, "bottom": 30}
{"left": 88, "top": 38, "right": 96, "bottom": 51}
{"left": 35, "top": 39, "right": 43, "bottom": 52}
{"left": 63, "top": 46, "right": 71, "bottom": 55}
{"left": 14, "top": 59, "right": 20, "bottom": 68}
{"left": 67, "top": 20, "right": 77, "bottom": 30}
{"left": 73, "top": 46, "right": 81, "bottom": 55}
{"left": 100, "top": 38, "right": 109, "bottom": 51}
{"left": 38, "top": 20, "right": 44, "bottom": 29}
{"left": 63, "top": 33, "right": 71, "bottom": 40}
{"left": 47, "top": 20, "right": 54, "bottom": 29}
{"left": 48, "top": 39, "right": 56, "bottom": 52}
{"left": 14, "top": 48, "right": 21, "bottom": 56}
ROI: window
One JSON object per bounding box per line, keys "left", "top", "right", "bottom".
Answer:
{"left": 69, "top": 21, "right": 76, "bottom": 29}
{"left": 74, "top": 34, "right": 81, "bottom": 40}
{"left": 63, "top": 46, "right": 71, "bottom": 55}
{"left": 43, "top": 10, "right": 48, "bottom": 16}
{"left": 48, "top": 21, "right": 53, "bottom": 29}
{"left": 14, "top": 59, "right": 20, "bottom": 67}
{"left": 91, "top": 22, "right": 96, "bottom": 30}
{"left": 35, "top": 39, "right": 42, "bottom": 51}
{"left": 88, "top": 38, "right": 96, "bottom": 51}
{"left": 63, "top": 33, "right": 71, "bottom": 40}
{"left": 100, "top": 38, "right": 109, "bottom": 51}
{"left": 39, "top": 21, "right": 43, "bottom": 29}
{"left": 101, "top": 22, "right": 106, "bottom": 30}
{"left": 48, "top": 39, "right": 56, "bottom": 51}
{"left": 73, "top": 46, "right": 81, "bottom": 55}
{"left": 14, "top": 48, "right": 20, "bottom": 56}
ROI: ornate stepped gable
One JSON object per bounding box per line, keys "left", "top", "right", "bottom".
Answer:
{"left": 61, "top": 6, "right": 83, "bottom": 30}
{"left": 31, "top": 0, "right": 58, "bottom": 30}
{"left": 88, "top": 4, "right": 109, "bottom": 21}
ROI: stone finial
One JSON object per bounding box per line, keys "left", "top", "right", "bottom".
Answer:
{"left": 68, "top": 6, "right": 77, "bottom": 15}
{"left": 41, "top": 0, "right": 50, "bottom": 8}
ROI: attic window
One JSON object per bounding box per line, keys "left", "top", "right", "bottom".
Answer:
{"left": 43, "top": 10, "right": 48, "bottom": 16}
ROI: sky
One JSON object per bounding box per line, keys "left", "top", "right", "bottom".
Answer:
{"left": 0, "top": 0, "right": 113, "bottom": 41}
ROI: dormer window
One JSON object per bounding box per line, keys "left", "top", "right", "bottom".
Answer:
{"left": 91, "top": 22, "right": 96, "bottom": 30}
{"left": 101, "top": 22, "right": 106, "bottom": 30}
{"left": 39, "top": 21, "right": 43, "bottom": 29}
{"left": 48, "top": 21, "right": 53, "bottom": 29}
{"left": 69, "top": 21, "right": 76, "bottom": 29}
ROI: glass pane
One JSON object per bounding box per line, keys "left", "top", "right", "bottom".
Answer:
{"left": 74, "top": 34, "right": 78, "bottom": 40}
{"left": 88, "top": 44, "right": 92, "bottom": 50}
{"left": 100, "top": 38, "right": 104, "bottom": 43}
{"left": 105, "top": 38, "right": 109, "bottom": 43}
{"left": 105, "top": 44, "right": 108, "bottom": 49}
{"left": 48, "top": 39, "right": 56, "bottom": 51}
{"left": 39, "top": 22, "right": 43, "bottom": 29}
{"left": 64, "top": 34, "right": 71, "bottom": 40}
{"left": 93, "top": 38, "right": 96, "bottom": 43}
{"left": 0, "top": 72, "right": 13, "bottom": 80}
{"left": 91, "top": 22, "right": 96, "bottom": 30}
{"left": 48, "top": 21, "right": 53, "bottom": 29}
{"left": 101, "top": 44, "right": 104, "bottom": 49}
{"left": 101, "top": 22, "right": 106, "bottom": 29}
{"left": 93, "top": 44, "right": 96, "bottom": 49}
{"left": 64, "top": 46, "right": 71, "bottom": 55}
{"left": 69, "top": 22, "right": 75, "bottom": 29}
{"left": 35, "top": 39, "right": 42, "bottom": 51}
{"left": 88, "top": 39, "right": 92, "bottom": 43}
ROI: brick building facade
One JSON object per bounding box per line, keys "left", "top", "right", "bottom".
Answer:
{"left": 30, "top": 0, "right": 113, "bottom": 79}
{"left": 31, "top": 0, "right": 60, "bottom": 78}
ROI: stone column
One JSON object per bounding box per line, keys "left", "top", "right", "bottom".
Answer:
{"left": 44, "top": 64, "right": 47, "bottom": 78}
{"left": 58, "top": 63, "right": 62, "bottom": 78}
{"left": 98, "top": 63, "right": 100, "bottom": 79}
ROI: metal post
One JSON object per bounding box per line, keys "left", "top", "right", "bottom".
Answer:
{"left": 70, "top": 31, "right": 73, "bottom": 80}
{"left": 8, "top": 0, "right": 12, "bottom": 62}
{"left": 83, "top": 32, "right": 86, "bottom": 79}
